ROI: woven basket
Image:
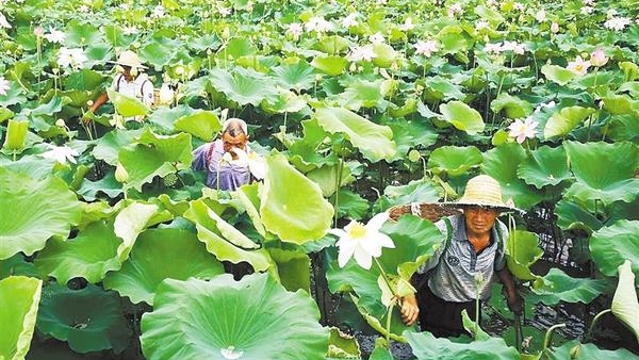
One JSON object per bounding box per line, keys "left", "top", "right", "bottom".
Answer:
{"left": 387, "top": 202, "right": 460, "bottom": 223}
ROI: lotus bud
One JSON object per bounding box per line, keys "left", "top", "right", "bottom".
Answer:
{"left": 474, "top": 272, "right": 484, "bottom": 286}
{"left": 55, "top": 119, "right": 66, "bottom": 127}
{"left": 349, "top": 62, "right": 357, "bottom": 72}
{"left": 2, "top": 119, "right": 29, "bottom": 151}
{"left": 115, "top": 162, "right": 129, "bottom": 183}
{"left": 551, "top": 22, "right": 559, "bottom": 33}
{"left": 86, "top": 99, "right": 94, "bottom": 106}
{"left": 590, "top": 48, "right": 609, "bottom": 67}
{"left": 159, "top": 83, "right": 175, "bottom": 105}
{"left": 569, "top": 344, "right": 581, "bottom": 359}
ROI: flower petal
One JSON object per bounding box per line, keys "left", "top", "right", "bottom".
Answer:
{"left": 352, "top": 245, "right": 373, "bottom": 270}
{"left": 337, "top": 242, "right": 356, "bottom": 268}
{"left": 365, "top": 212, "right": 390, "bottom": 232}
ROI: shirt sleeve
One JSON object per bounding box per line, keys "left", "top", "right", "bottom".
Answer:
{"left": 192, "top": 143, "right": 209, "bottom": 171}
{"left": 493, "top": 221, "right": 508, "bottom": 271}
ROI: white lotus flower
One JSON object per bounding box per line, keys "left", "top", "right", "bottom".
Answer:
{"left": 347, "top": 45, "right": 376, "bottom": 62}
{"left": 508, "top": 116, "right": 539, "bottom": 143}
{"left": 329, "top": 212, "right": 395, "bottom": 270}
{"left": 0, "top": 13, "right": 11, "bottom": 29}
{"left": 0, "top": 76, "right": 10, "bottom": 96}
{"left": 567, "top": 55, "right": 591, "bottom": 76}
{"left": 305, "top": 16, "right": 333, "bottom": 33}
{"left": 41, "top": 144, "right": 79, "bottom": 164}
{"left": 158, "top": 83, "right": 175, "bottom": 105}
{"left": 44, "top": 28, "right": 66, "bottom": 43}
{"left": 484, "top": 42, "right": 503, "bottom": 54}
{"left": 535, "top": 10, "right": 546, "bottom": 22}
{"left": 604, "top": 16, "right": 631, "bottom": 31}
{"left": 369, "top": 32, "right": 385, "bottom": 45}
{"left": 611, "top": 260, "right": 639, "bottom": 344}
{"left": 399, "top": 17, "right": 415, "bottom": 31}
{"left": 58, "top": 47, "right": 87, "bottom": 69}
{"left": 341, "top": 13, "right": 359, "bottom": 28}
{"left": 286, "top": 23, "right": 303, "bottom": 40}
{"left": 413, "top": 40, "right": 439, "bottom": 57}
{"left": 231, "top": 147, "right": 267, "bottom": 180}
{"left": 551, "top": 22, "right": 560, "bottom": 33}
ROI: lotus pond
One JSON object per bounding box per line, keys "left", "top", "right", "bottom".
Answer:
{"left": 1, "top": 0, "right": 638, "bottom": 359}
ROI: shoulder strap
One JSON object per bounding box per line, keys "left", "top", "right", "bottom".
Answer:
{"left": 115, "top": 74, "right": 125, "bottom": 92}
{"left": 206, "top": 141, "right": 216, "bottom": 165}
{"left": 442, "top": 216, "right": 453, "bottom": 249}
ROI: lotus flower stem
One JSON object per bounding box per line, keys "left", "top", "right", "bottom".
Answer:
{"left": 542, "top": 323, "right": 566, "bottom": 352}
{"left": 584, "top": 308, "right": 611, "bottom": 343}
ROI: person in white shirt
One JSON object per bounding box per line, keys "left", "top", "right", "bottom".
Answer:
{"left": 83, "top": 50, "right": 154, "bottom": 123}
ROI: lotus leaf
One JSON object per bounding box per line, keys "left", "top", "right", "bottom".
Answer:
{"left": 2, "top": 119, "right": 28, "bottom": 152}
{"left": 208, "top": 67, "right": 278, "bottom": 106}
{"left": 611, "top": 260, "right": 639, "bottom": 345}
{"left": 140, "top": 274, "right": 329, "bottom": 360}
{"left": 37, "top": 283, "right": 131, "bottom": 353}
{"left": 114, "top": 201, "right": 172, "bottom": 262}
{"left": 481, "top": 143, "right": 544, "bottom": 210}
{"left": 271, "top": 60, "right": 316, "bottom": 91}
{"left": 306, "top": 163, "right": 354, "bottom": 198}
{"left": 377, "top": 178, "right": 442, "bottom": 210}
{"left": 427, "top": 146, "right": 483, "bottom": 177}
{"left": 118, "top": 129, "right": 193, "bottom": 191}
{"left": 259, "top": 154, "right": 333, "bottom": 244}
{"left": 0, "top": 167, "right": 82, "bottom": 260}
{"left": 174, "top": 110, "right": 222, "bottom": 141}
{"left": 490, "top": 94, "right": 533, "bottom": 119}
{"left": 106, "top": 88, "right": 150, "bottom": 117}
{"left": 34, "top": 219, "right": 121, "bottom": 284}
{"left": 314, "top": 107, "right": 397, "bottom": 162}
{"left": 517, "top": 145, "right": 572, "bottom": 189}
{"left": 590, "top": 220, "right": 639, "bottom": 285}
{"left": 541, "top": 64, "right": 576, "bottom": 86}
{"left": 327, "top": 327, "right": 361, "bottom": 359}
{"left": 339, "top": 79, "right": 389, "bottom": 110}
{"left": 543, "top": 106, "right": 595, "bottom": 139}
{"left": 91, "top": 129, "right": 140, "bottom": 166}
{"left": 505, "top": 230, "right": 543, "bottom": 281}
{"left": 268, "top": 248, "right": 311, "bottom": 293}
{"left": 333, "top": 189, "right": 370, "bottom": 221}
{"left": 555, "top": 199, "right": 604, "bottom": 233}
{"left": 103, "top": 228, "right": 224, "bottom": 305}
{"left": 405, "top": 330, "right": 520, "bottom": 360}
{"left": 0, "top": 276, "right": 41, "bottom": 360}
{"left": 564, "top": 141, "right": 639, "bottom": 206}
{"left": 548, "top": 340, "right": 639, "bottom": 360}
{"left": 531, "top": 268, "right": 609, "bottom": 306}
{"left": 311, "top": 55, "right": 348, "bottom": 76}
{"left": 439, "top": 100, "right": 485, "bottom": 135}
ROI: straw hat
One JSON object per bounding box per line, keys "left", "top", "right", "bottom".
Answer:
{"left": 443, "top": 175, "right": 523, "bottom": 213}
{"left": 108, "top": 50, "right": 147, "bottom": 69}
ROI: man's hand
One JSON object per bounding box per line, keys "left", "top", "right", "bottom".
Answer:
{"left": 506, "top": 292, "right": 523, "bottom": 316}
{"left": 400, "top": 294, "right": 419, "bottom": 326}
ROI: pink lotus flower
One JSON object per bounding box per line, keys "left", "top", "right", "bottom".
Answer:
{"left": 0, "top": 76, "right": 10, "bottom": 96}
{"left": 413, "top": 40, "right": 439, "bottom": 57}
{"left": 590, "top": 49, "right": 609, "bottom": 67}
{"left": 508, "top": 117, "right": 539, "bottom": 143}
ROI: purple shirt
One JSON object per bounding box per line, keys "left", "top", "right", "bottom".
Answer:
{"left": 192, "top": 140, "right": 251, "bottom": 191}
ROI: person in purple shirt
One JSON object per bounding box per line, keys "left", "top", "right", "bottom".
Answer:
{"left": 192, "top": 118, "right": 260, "bottom": 191}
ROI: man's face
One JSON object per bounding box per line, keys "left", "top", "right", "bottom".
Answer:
{"left": 463, "top": 206, "right": 499, "bottom": 236}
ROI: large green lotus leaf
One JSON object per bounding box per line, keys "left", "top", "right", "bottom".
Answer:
{"left": 314, "top": 107, "right": 396, "bottom": 162}
{"left": 541, "top": 64, "right": 576, "bottom": 86}
{"left": 339, "top": 79, "right": 387, "bottom": 110}
{"left": 215, "top": 37, "right": 256, "bottom": 61}
{"left": 268, "top": 248, "right": 310, "bottom": 293}
{"left": 103, "top": 228, "right": 224, "bottom": 305}
{"left": 37, "top": 283, "right": 131, "bottom": 354}
{"left": 481, "top": 143, "right": 543, "bottom": 210}
{"left": 0, "top": 168, "right": 82, "bottom": 260}
{"left": 601, "top": 93, "right": 638, "bottom": 116}
{"left": 65, "top": 19, "right": 101, "bottom": 47}
{"left": 313, "top": 35, "right": 349, "bottom": 55}
{"left": 564, "top": 141, "right": 639, "bottom": 206}
{"left": 119, "top": 129, "right": 193, "bottom": 191}
{"left": 174, "top": 110, "right": 222, "bottom": 141}
{"left": 377, "top": 178, "right": 442, "bottom": 210}
{"left": 311, "top": 55, "right": 348, "bottom": 76}
{"left": 106, "top": 88, "right": 150, "bottom": 117}
{"left": 2, "top": 119, "right": 28, "bottom": 152}
{"left": 405, "top": 330, "right": 520, "bottom": 359}
{"left": 531, "top": 268, "right": 609, "bottom": 306}
{"left": 439, "top": 101, "right": 485, "bottom": 135}
{"left": 555, "top": 199, "right": 604, "bottom": 233}
{"left": 0, "top": 276, "right": 41, "bottom": 360}
{"left": 271, "top": 60, "right": 316, "bottom": 91}
{"left": 114, "top": 201, "right": 173, "bottom": 262}
{"left": 607, "top": 114, "right": 639, "bottom": 142}
{"left": 183, "top": 200, "right": 273, "bottom": 272}
{"left": 611, "top": 260, "right": 639, "bottom": 344}
{"left": 427, "top": 146, "right": 483, "bottom": 177}
{"left": 0, "top": 253, "right": 44, "bottom": 279}
{"left": 77, "top": 171, "right": 123, "bottom": 201}
{"left": 517, "top": 145, "right": 572, "bottom": 189}
{"left": 369, "top": 340, "right": 393, "bottom": 360}
{"left": 187, "top": 200, "right": 258, "bottom": 249}
{"left": 423, "top": 76, "right": 465, "bottom": 102}
{"left": 505, "top": 230, "right": 543, "bottom": 281}
{"left": 208, "top": 67, "right": 278, "bottom": 106}
{"left": 34, "top": 219, "right": 121, "bottom": 284}
{"left": 92, "top": 129, "right": 140, "bottom": 166}
{"left": 385, "top": 117, "right": 439, "bottom": 159}
{"left": 548, "top": 340, "right": 638, "bottom": 360}
{"left": 490, "top": 93, "right": 533, "bottom": 119}
{"left": 232, "top": 183, "right": 269, "bottom": 239}
{"left": 306, "top": 163, "right": 354, "bottom": 198}
{"left": 140, "top": 274, "right": 329, "bottom": 360}
{"left": 261, "top": 89, "right": 309, "bottom": 114}
{"left": 590, "top": 220, "right": 639, "bottom": 284}
{"left": 259, "top": 154, "right": 333, "bottom": 245}
{"left": 371, "top": 43, "right": 397, "bottom": 68}
{"left": 543, "top": 106, "right": 595, "bottom": 139}
{"left": 333, "top": 189, "right": 370, "bottom": 221}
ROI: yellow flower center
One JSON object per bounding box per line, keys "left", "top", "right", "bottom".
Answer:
{"left": 348, "top": 223, "right": 367, "bottom": 239}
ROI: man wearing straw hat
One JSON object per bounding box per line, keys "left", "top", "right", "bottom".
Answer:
{"left": 400, "top": 174, "right": 523, "bottom": 338}
{"left": 83, "top": 50, "right": 154, "bottom": 123}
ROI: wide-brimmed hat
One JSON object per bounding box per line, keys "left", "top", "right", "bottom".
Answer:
{"left": 108, "top": 50, "right": 147, "bottom": 69}
{"left": 442, "top": 175, "right": 524, "bottom": 213}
